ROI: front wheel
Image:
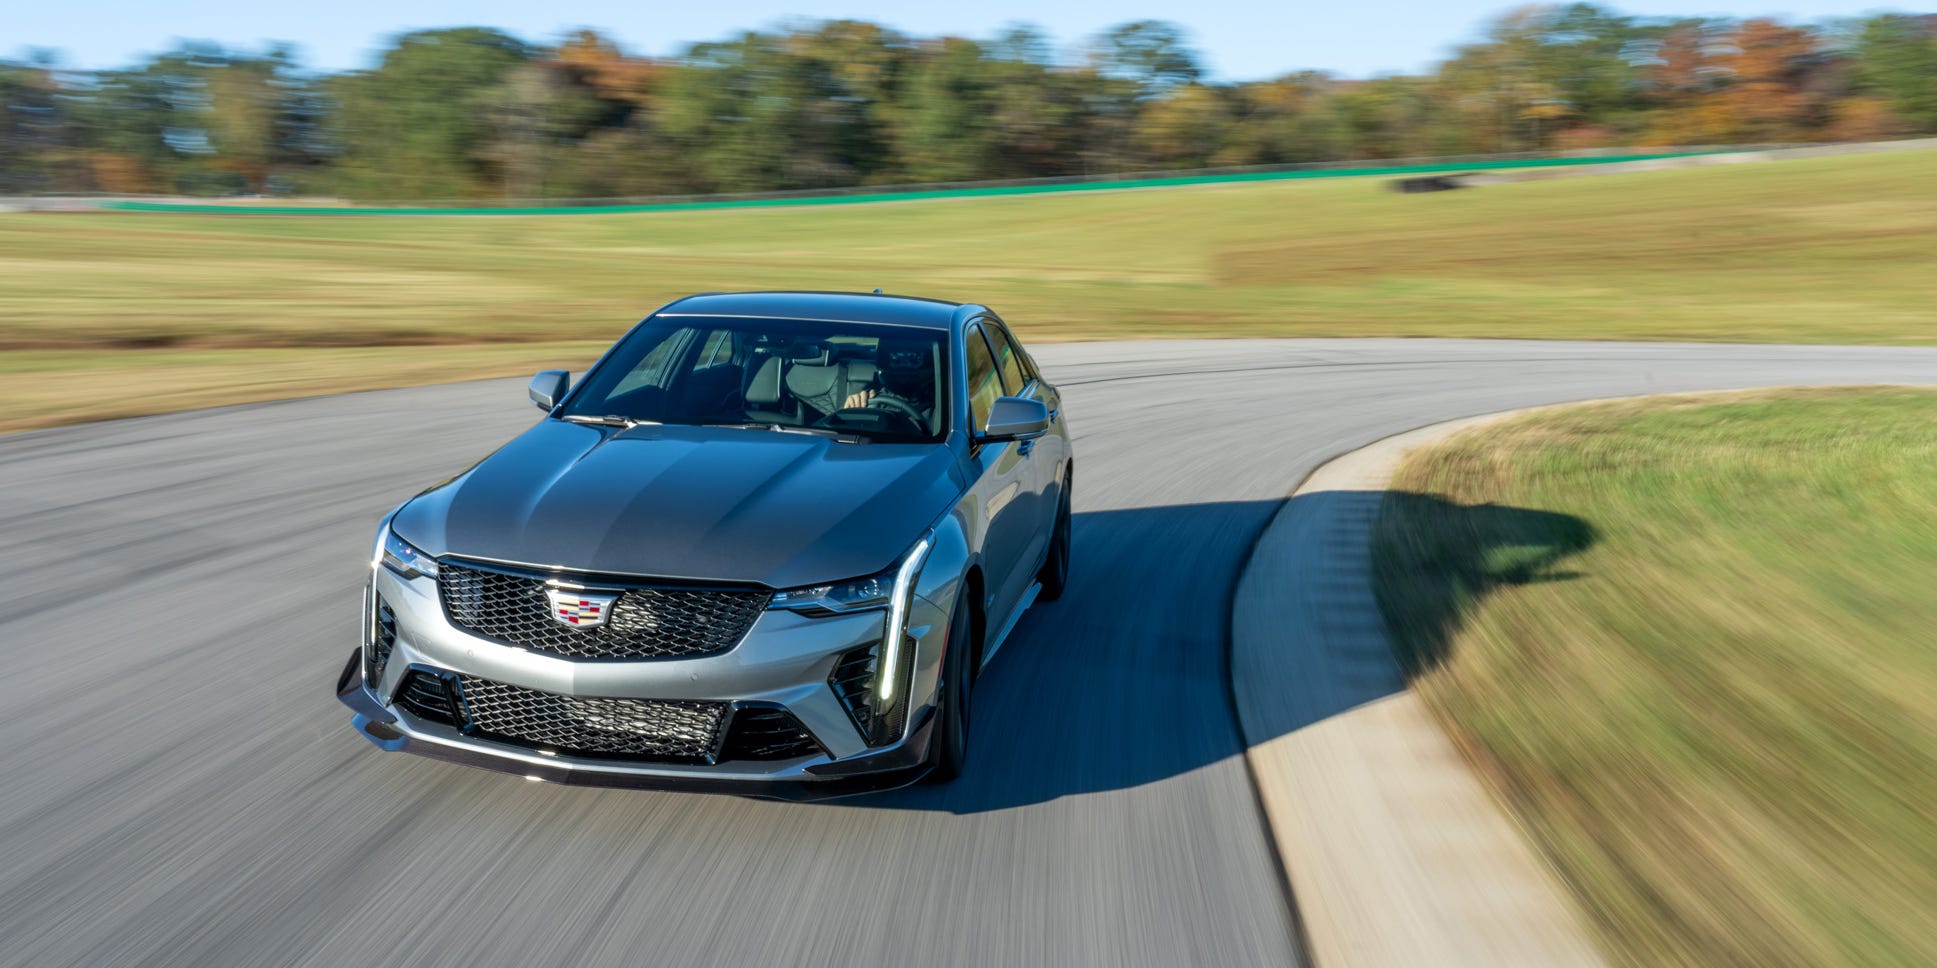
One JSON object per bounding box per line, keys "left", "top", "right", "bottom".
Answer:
{"left": 927, "top": 598, "right": 975, "bottom": 782}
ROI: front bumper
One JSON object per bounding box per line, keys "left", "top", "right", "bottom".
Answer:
{"left": 337, "top": 562, "right": 955, "bottom": 801}
{"left": 335, "top": 651, "right": 935, "bottom": 799}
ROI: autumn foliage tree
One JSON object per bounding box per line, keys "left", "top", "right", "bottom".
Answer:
{"left": 1, "top": 6, "right": 1932, "bottom": 199}
{"left": 1715, "top": 19, "right": 1821, "bottom": 140}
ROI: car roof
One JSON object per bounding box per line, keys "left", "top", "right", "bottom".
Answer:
{"left": 654, "top": 291, "right": 972, "bottom": 330}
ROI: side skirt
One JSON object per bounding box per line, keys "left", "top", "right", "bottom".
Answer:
{"left": 978, "top": 581, "right": 1040, "bottom": 673}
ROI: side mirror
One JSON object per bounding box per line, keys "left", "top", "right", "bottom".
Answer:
{"left": 976, "top": 396, "right": 1050, "bottom": 444}
{"left": 528, "top": 370, "right": 570, "bottom": 411}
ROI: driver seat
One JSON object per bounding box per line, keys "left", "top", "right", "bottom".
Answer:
{"left": 784, "top": 353, "right": 879, "bottom": 423}
{"left": 742, "top": 349, "right": 884, "bottom": 425}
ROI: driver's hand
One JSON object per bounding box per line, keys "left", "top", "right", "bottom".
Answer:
{"left": 843, "top": 387, "right": 877, "bottom": 409}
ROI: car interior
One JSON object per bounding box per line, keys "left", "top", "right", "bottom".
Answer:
{"left": 566, "top": 325, "right": 945, "bottom": 441}
{"left": 743, "top": 338, "right": 937, "bottom": 438}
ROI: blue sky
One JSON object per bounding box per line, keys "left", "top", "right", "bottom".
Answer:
{"left": 11, "top": 1, "right": 1919, "bottom": 80}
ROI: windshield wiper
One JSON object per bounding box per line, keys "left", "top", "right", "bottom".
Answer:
{"left": 699, "top": 421, "right": 866, "bottom": 442}
{"left": 560, "top": 414, "right": 658, "bottom": 429}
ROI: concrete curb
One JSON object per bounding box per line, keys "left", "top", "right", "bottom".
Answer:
{"left": 1232, "top": 413, "right": 1606, "bottom": 968}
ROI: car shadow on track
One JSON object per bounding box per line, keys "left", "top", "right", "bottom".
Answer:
{"left": 856, "top": 493, "right": 1594, "bottom": 815}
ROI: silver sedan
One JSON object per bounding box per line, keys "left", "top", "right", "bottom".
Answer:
{"left": 334, "top": 291, "right": 1073, "bottom": 798}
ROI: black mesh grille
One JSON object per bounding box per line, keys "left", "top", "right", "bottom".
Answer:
{"left": 437, "top": 560, "right": 768, "bottom": 660}
{"left": 457, "top": 675, "right": 728, "bottom": 762}
{"left": 722, "top": 709, "right": 821, "bottom": 761}
{"left": 368, "top": 595, "right": 397, "bottom": 683}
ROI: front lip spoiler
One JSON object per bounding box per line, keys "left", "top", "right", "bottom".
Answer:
{"left": 334, "top": 650, "right": 932, "bottom": 801}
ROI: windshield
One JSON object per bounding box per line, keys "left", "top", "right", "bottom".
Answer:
{"left": 561, "top": 316, "right": 949, "bottom": 443}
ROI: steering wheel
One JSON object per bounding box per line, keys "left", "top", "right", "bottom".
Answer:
{"left": 863, "top": 394, "right": 928, "bottom": 430}
{"left": 823, "top": 399, "right": 926, "bottom": 437}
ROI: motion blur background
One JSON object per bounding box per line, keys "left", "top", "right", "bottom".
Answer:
{"left": 4, "top": 6, "right": 1937, "bottom": 199}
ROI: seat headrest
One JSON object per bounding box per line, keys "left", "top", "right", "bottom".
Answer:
{"left": 785, "top": 358, "right": 842, "bottom": 399}
{"left": 746, "top": 355, "right": 784, "bottom": 405}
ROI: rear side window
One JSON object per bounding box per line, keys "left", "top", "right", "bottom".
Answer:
{"left": 696, "top": 329, "right": 736, "bottom": 367}
{"left": 983, "top": 323, "right": 1028, "bottom": 393}
{"left": 965, "top": 325, "right": 1001, "bottom": 431}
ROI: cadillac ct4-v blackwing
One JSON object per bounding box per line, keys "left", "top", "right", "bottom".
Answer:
{"left": 335, "top": 292, "right": 1072, "bottom": 797}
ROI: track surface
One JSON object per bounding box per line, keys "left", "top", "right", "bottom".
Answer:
{"left": 3, "top": 339, "right": 1934, "bottom": 968}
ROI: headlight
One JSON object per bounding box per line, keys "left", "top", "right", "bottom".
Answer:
{"left": 770, "top": 574, "right": 895, "bottom": 615}
{"left": 377, "top": 526, "right": 439, "bottom": 580}
{"left": 771, "top": 534, "right": 933, "bottom": 705}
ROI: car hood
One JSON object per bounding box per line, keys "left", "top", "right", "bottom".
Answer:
{"left": 390, "top": 420, "right": 966, "bottom": 588}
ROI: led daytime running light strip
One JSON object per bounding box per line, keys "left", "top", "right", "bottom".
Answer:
{"left": 877, "top": 535, "right": 933, "bottom": 702}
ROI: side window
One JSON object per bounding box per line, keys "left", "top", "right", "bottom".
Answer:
{"left": 983, "top": 322, "right": 1028, "bottom": 394}
{"left": 696, "top": 329, "right": 734, "bottom": 368}
{"left": 1011, "top": 330, "right": 1041, "bottom": 382}
{"left": 611, "top": 327, "right": 694, "bottom": 396}
{"left": 964, "top": 325, "right": 1002, "bottom": 432}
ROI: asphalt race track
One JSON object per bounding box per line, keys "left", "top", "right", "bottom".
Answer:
{"left": 4, "top": 339, "right": 1934, "bottom": 968}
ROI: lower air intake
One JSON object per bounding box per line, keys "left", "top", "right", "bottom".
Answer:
{"left": 830, "top": 644, "right": 905, "bottom": 746}
{"left": 830, "top": 645, "right": 877, "bottom": 733}
{"left": 722, "top": 708, "right": 821, "bottom": 761}
{"left": 456, "top": 675, "right": 728, "bottom": 763}
{"left": 397, "top": 669, "right": 461, "bottom": 726}
{"left": 368, "top": 595, "right": 397, "bottom": 684}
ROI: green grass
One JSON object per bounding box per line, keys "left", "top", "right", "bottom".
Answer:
{"left": 1373, "top": 388, "right": 1937, "bottom": 968}
{"left": 2, "top": 148, "right": 1934, "bottom": 429}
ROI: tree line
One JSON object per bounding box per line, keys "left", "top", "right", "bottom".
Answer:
{"left": 3, "top": 6, "right": 1935, "bottom": 200}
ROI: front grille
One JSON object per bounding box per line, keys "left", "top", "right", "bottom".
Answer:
{"left": 438, "top": 560, "right": 768, "bottom": 660}
{"left": 457, "top": 675, "right": 728, "bottom": 762}
{"left": 368, "top": 594, "right": 397, "bottom": 683}
{"left": 722, "top": 709, "right": 821, "bottom": 761}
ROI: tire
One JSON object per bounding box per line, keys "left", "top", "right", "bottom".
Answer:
{"left": 927, "top": 597, "right": 975, "bottom": 782}
{"left": 1036, "top": 485, "right": 1072, "bottom": 602}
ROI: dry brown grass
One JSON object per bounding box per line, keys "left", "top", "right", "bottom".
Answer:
{"left": 2, "top": 148, "right": 1934, "bottom": 430}
{"left": 0, "top": 343, "right": 604, "bottom": 433}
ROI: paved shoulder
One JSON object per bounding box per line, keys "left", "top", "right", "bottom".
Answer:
{"left": 1232, "top": 416, "right": 1603, "bottom": 967}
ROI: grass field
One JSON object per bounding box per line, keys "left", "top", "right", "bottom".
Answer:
{"left": 1373, "top": 388, "right": 1937, "bottom": 967}
{"left": 2, "top": 148, "right": 1934, "bottom": 430}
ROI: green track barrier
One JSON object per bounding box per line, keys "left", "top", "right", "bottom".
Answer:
{"left": 98, "top": 151, "right": 1716, "bottom": 216}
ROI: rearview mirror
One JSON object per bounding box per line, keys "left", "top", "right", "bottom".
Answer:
{"left": 529, "top": 370, "right": 570, "bottom": 411}
{"left": 976, "top": 396, "right": 1050, "bottom": 443}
